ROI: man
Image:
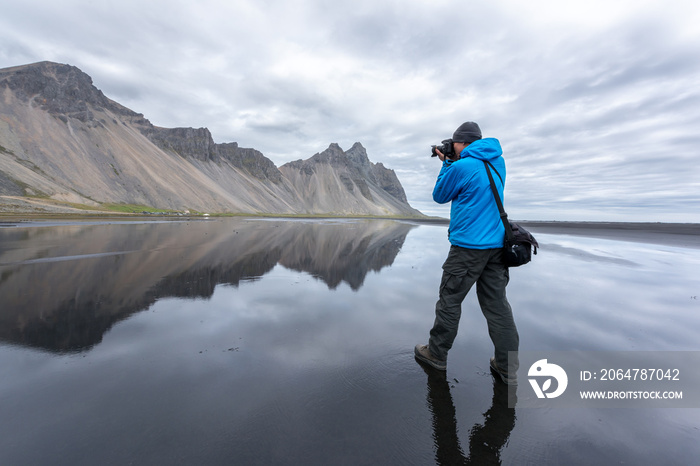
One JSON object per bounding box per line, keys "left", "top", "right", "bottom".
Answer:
{"left": 414, "top": 121, "right": 519, "bottom": 385}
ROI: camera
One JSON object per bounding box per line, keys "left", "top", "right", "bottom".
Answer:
{"left": 431, "top": 139, "right": 455, "bottom": 159}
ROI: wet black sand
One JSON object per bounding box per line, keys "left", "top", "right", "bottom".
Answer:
{"left": 1, "top": 218, "right": 699, "bottom": 465}
{"left": 520, "top": 221, "right": 700, "bottom": 248}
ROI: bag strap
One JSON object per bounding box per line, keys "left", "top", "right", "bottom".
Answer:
{"left": 483, "top": 161, "right": 515, "bottom": 242}
{"left": 484, "top": 160, "right": 503, "bottom": 185}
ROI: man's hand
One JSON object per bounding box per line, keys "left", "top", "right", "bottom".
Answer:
{"left": 435, "top": 148, "right": 446, "bottom": 162}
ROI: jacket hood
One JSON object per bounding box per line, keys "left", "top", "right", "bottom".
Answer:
{"left": 459, "top": 137, "right": 502, "bottom": 161}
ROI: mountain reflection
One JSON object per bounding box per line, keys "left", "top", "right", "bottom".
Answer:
{"left": 0, "top": 218, "right": 414, "bottom": 353}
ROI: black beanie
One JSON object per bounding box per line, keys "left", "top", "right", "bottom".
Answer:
{"left": 452, "top": 121, "right": 482, "bottom": 143}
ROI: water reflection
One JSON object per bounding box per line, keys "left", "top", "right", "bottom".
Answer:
{"left": 421, "top": 364, "right": 516, "bottom": 465}
{"left": 0, "top": 218, "right": 414, "bottom": 353}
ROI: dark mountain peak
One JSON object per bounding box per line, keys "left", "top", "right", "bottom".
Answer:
{"left": 217, "top": 143, "right": 283, "bottom": 183}
{"left": 309, "top": 143, "right": 369, "bottom": 170}
{"left": 143, "top": 126, "right": 217, "bottom": 162}
{"left": 371, "top": 163, "right": 408, "bottom": 203}
{"left": 299, "top": 143, "right": 345, "bottom": 168}
{"left": 319, "top": 142, "right": 345, "bottom": 159}
{"left": 0, "top": 61, "right": 92, "bottom": 90}
{"left": 346, "top": 142, "right": 368, "bottom": 161}
{"left": 0, "top": 61, "right": 137, "bottom": 123}
{"left": 344, "top": 142, "right": 374, "bottom": 180}
{"left": 283, "top": 142, "right": 384, "bottom": 187}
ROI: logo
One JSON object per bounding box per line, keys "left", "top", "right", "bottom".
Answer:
{"left": 528, "top": 359, "right": 568, "bottom": 399}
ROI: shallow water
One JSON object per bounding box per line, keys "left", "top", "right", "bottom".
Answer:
{"left": 0, "top": 218, "right": 698, "bottom": 465}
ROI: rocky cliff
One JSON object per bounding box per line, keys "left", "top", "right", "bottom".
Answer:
{"left": 280, "top": 143, "right": 415, "bottom": 216}
{"left": 0, "top": 61, "right": 422, "bottom": 217}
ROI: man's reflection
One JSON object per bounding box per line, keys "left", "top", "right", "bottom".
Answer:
{"left": 420, "top": 364, "right": 516, "bottom": 465}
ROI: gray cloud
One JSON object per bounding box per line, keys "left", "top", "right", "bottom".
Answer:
{"left": 1, "top": 0, "right": 699, "bottom": 221}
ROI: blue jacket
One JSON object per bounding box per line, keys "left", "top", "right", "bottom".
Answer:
{"left": 432, "top": 138, "right": 506, "bottom": 249}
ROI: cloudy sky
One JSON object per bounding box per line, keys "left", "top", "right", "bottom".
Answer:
{"left": 1, "top": 0, "right": 699, "bottom": 221}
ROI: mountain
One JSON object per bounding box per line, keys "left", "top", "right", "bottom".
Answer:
{"left": 0, "top": 61, "right": 422, "bottom": 217}
{"left": 280, "top": 142, "right": 414, "bottom": 215}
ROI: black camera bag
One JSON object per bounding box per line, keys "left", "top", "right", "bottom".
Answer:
{"left": 483, "top": 161, "right": 539, "bottom": 267}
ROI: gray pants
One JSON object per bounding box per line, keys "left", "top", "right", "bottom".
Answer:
{"left": 429, "top": 245, "right": 519, "bottom": 374}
